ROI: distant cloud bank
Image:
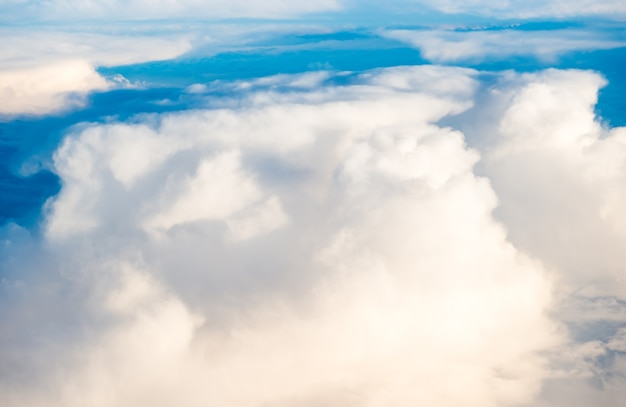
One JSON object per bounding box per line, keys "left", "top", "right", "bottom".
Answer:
{"left": 382, "top": 28, "right": 626, "bottom": 63}
{"left": 3, "top": 0, "right": 626, "bottom": 22}
{"left": 0, "top": 29, "right": 191, "bottom": 117}
{"left": 0, "top": 0, "right": 340, "bottom": 21}
{"left": 387, "top": 0, "right": 626, "bottom": 19}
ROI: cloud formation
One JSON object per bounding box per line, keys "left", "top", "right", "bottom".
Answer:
{"left": 382, "top": 28, "right": 626, "bottom": 63}
{"left": 401, "top": 0, "right": 626, "bottom": 19}
{"left": 474, "top": 69, "right": 626, "bottom": 300}
{"left": 2, "top": 65, "right": 562, "bottom": 407}
{"left": 0, "top": 59, "right": 109, "bottom": 116}
{"left": 3, "top": 0, "right": 626, "bottom": 21}
{"left": 0, "top": 29, "right": 192, "bottom": 71}
{"left": 2, "top": 65, "right": 626, "bottom": 406}
{"left": 452, "top": 68, "right": 626, "bottom": 405}
{"left": 0, "top": 28, "right": 191, "bottom": 117}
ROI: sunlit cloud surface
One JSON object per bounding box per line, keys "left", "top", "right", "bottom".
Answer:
{"left": 1, "top": 2, "right": 626, "bottom": 407}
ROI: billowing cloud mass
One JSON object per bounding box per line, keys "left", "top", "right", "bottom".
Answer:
{"left": 2, "top": 64, "right": 625, "bottom": 406}
{"left": 0, "top": 66, "right": 547, "bottom": 406}
{"left": 473, "top": 68, "right": 626, "bottom": 407}
{"left": 382, "top": 29, "right": 626, "bottom": 63}
{"left": 476, "top": 68, "right": 626, "bottom": 307}
{"left": 0, "top": 60, "right": 109, "bottom": 116}
{"left": 0, "top": 30, "right": 192, "bottom": 71}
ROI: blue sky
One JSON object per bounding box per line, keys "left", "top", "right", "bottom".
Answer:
{"left": 1, "top": 2, "right": 626, "bottom": 406}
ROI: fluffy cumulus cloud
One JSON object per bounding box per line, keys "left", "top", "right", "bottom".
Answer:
{"left": 1, "top": 65, "right": 561, "bottom": 407}
{"left": 2, "top": 65, "right": 626, "bottom": 406}
{"left": 382, "top": 28, "right": 626, "bottom": 63}
{"left": 457, "top": 68, "right": 626, "bottom": 406}
{"left": 475, "top": 69, "right": 626, "bottom": 301}
{"left": 4, "top": 0, "right": 626, "bottom": 22}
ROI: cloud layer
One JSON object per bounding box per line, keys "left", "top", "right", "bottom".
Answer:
{"left": 0, "top": 28, "right": 191, "bottom": 117}
{"left": 475, "top": 68, "right": 626, "bottom": 407}
{"left": 382, "top": 28, "right": 626, "bottom": 63}
{"left": 398, "top": 0, "right": 626, "bottom": 19}
{"left": 2, "top": 65, "right": 626, "bottom": 406}
{"left": 0, "top": 60, "right": 109, "bottom": 116}
{"left": 3, "top": 0, "right": 626, "bottom": 21}
{"left": 1, "top": 65, "right": 555, "bottom": 407}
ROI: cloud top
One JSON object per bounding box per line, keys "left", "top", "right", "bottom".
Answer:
{"left": 2, "top": 57, "right": 626, "bottom": 406}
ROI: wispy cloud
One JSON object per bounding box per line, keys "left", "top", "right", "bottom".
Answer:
{"left": 0, "top": 60, "right": 109, "bottom": 116}
{"left": 382, "top": 28, "right": 626, "bottom": 63}
{"left": 392, "top": 0, "right": 626, "bottom": 19}
{"left": 0, "top": 27, "right": 192, "bottom": 117}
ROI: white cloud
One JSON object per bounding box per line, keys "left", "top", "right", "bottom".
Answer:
{"left": 1, "top": 66, "right": 564, "bottom": 407}
{"left": 0, "top": 28, "right": 191, "bottom": 117}
{"left": 396, "top": 0, "right": 626, "bottom": 19}
{"left": 382, "top": 29, "right": 626, "bottom": 63}
{"left": 0, "top": 59, "right": 109, "bottom": 116}
{"left": 607, "top": 328, "right": 626, "bottom": 353}
{"left": 143, "top": 151, "right": 274, "bottom": 233}
{"left": 234, "top": 71, "right": 333, "bottom": 91}
{"left": 3, "top": 64, "right": 626, "bottom": 406}
{"left": 451, "top": 67, "right": 626, "bottom": 405}
{"left": 474, "top": 69, "right": 626, "bottom": 301}
{"left": 226, "top": 196, "right": 288, "bottom": 242}
{"left": 0, "top": 29, "right": 192, "bottom": 71}
{"left": 0, "top": 0, "right": 340, "bottom": 22}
